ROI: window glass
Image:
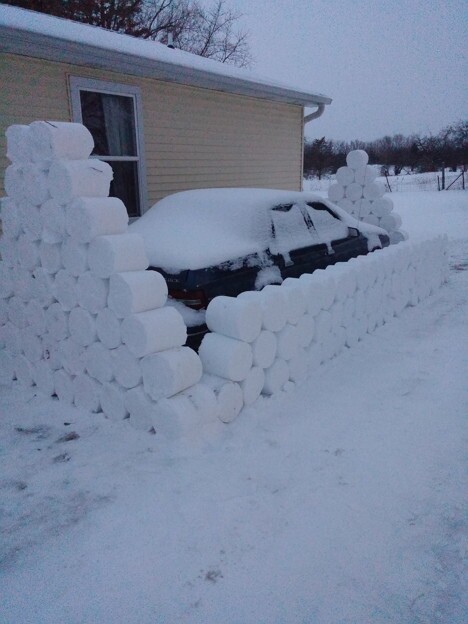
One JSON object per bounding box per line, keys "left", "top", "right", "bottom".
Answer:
{"left": 80, "top": 91, "right": 137, "bottom": 157}
{"left": 109, "top": 162, "right": 140, "bottom": 218}
{"left": 269, "top": 203, "right": 318, "bottom": 255}
{"left": 306, "top": 203, "right": 348, "bottom": 241}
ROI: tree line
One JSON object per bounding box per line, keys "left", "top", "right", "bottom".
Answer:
{"left": 304, "top": 120, "right": 468, "bottom": 179}
{"left": 2, "top": 0, "right": 251, "bottom": 66}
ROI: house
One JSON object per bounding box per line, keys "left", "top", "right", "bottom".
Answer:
{"left": 0, "top": 5, "right": 331, "bottom": 217}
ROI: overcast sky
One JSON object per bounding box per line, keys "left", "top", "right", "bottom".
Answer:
{"left": 232, "top": 0, "right": 467, "bottom": 142}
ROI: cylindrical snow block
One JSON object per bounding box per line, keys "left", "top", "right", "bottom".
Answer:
{"left": 76, "top": 272, "right": 109, "bottom": 314}
{"left": 0, "top": 351, "right": 15, "bottom": 386}
{"left": 182, "top": 383, "right": 219, "bottom": 421}
{"left": 53, "top": 269, "right": 78, "bottom": 311}
{"left": 4, "top": 165, "right": 25, "bottom": 202}
{"left": 240, "top": 366, "right": 265, "bottom": 405}
{"left": 73, "top": 373, "right": 101, "bottom": 413}
{"left": 370, "top": 197, "right": 393, "bottom": 217}
{"left": 199, "top": 332, "right": 253, "bottom": 382}
{"left": 54, "top": 369, "right": 75, "bottom": 404}
{"left": 66, "top": 197, "right": 129, "bottom": 243}
{"left": 363, "top": 181, "right": 386, "bottom": 200}
{"left": 346, "top": 150, "right": 369, "bottom": 169}
{"left": 0, "top": 236, "right": 18, "bottom": 268}
{"left": 48, "top": 159, "right": 113, "bottom": 203}
{"left": 0, "top": 264, "right": 14, "bottom": 300}
{"left": 262, "top": 359, "right": 289, "bottom": 395}
{"left": 259, "top": 285, "right": 289, "bottom": 332}
{"left": 205, "top": 295, "right": 262, "bottom": 343}
{"left": 328, "top": 182, "right": 345, "bottom": 202}
{"left": 121, "top": 307, "right": 187, "bottom": 357}
{"left": 1, "top": 197, "right": 21, "bottom": 239}
{"left": 345, "top": 182, "right": 364, "bottom": 202}
{"left": 29, "top": 121, "right": 94, "bottom": 162}
{"left": 108, "top": 270, "right": 168, "bottom": 319}
{"left": 17, "top": 235, "right": 40, "bottom": 271}
{"left": 380, "top": 212, "right": 402, "bottom": 233}
{"left": 112, "top": 345, "right": 142, "bottom": 389}
{"left": 202, "top": 373, "right": 244, "bottom": 423}
{"left": 315, "top": 309, "right": 332, "bottom": 342}
{"left": 88, "top": 233, "right": 148, "bottom": 278}
{"left": 353, "top": 198, "right": 373, "bottom": 217}
{"left": 354, "top": 166, "right": 377, "bottom": 186}
{"left": 31, "top": 267, "right": 55, "bottom": 306}
{"left": 295, "top": 313, "right": 316, "bottom": 348}
{"left": 300, "top": 271, "right": 336, "bottom": 310}
{"left": 20, "top": 202, "right": 43, "bottom": 241}
{"left": 39, "top": 241, "right": 62, "bottom": 274}
{"left": 96, "top": 308, "right": 121, "bottom": 349}
{"left": 41, "top": 333, "right": 62, "bottom": 370}
{"left": 61, "top": 239, "right": 88, "bottom": 276}
{"left": 68, "top": 307, "right": 97, "bottom": 346}
{"left": 33, "top": 359, "right": 55, "bottom": 397}
{"left": 84, "top": 341, "right": 114, "bottom": 383}
{"left": 335, "top": 166, "right": 355, "bottom": 186}
{"left": 141, "top": 346, "right": 203, "bottom": 401}
{"left": 3, "top": 322, "right": 22, "bottom": 355}
{"left": 281, "top": 278, "right": 307, "bottom": 325}
{"left": 15, "top": 354, "right": 35, "bottom": 387}
{"left": 362, "top": 215, "right": 380, "bottom": 227}
{"left": 99, "top": 382, "right": 129, "bottom": 421}
{"left": 40, "top": 198, "right": 67, "bottom": 244}
{"left": 6, "top": 124, "right": 32, "bottom": 164}
{"left": 46, "top": 303, "right": 69, "bottom": 341}
{"left": 289, "top": 348, "right": 308, "bottom": 384}
{"left": 251, "top": 330, "right": 277, "bottom": 369}
{"left": 276, "top": 323, "right": 300, "bottom": 361}
{"left": 23, "top": 165, "right": 50, "bottom": 206}
{"left": 59, "top": 338, "right": 86, "bottom": 376}
{"left": 337, "top": 198, "right": 354, "bottom": 214}
{"left": 7, "top": 296, "right": 28, "bottom": 329}
{"left": 123, "top": 385, "right": 155, "bottom": 431}
{"left": 21, "top": 328, "right": 43, "bottom": 362}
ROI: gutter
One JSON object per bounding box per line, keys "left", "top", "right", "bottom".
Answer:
{"left": 304, "top": 103, "right": 326, "bottom": 125}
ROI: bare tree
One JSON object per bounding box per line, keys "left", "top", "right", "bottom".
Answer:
{"left": 2, "top": 0, "right": 251, "bottom": 66}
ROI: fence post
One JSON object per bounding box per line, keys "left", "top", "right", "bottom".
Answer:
{"left": 441, "top": 163, "right": 445, "bottom": 190}
{"left": 437, "top": 175, "right": 440, "bottom": 191}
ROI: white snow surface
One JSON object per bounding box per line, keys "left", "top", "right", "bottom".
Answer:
{"left": 130, "top": 188, "right": 385, "bottom": 271}
{"left": 1, "top": 191, "right": 467, "bottom": 623}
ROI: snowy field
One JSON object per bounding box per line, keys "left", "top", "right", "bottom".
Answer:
{"left": 304, "top": 170, "right": 465, "bottom": 194}
{"left": 1, "top": 190, "right": 467, "bottom": 624}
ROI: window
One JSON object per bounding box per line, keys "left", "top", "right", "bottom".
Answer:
{"left": 306, "top": 202, "right": 348, "bottom": 242}
{"left": 70, "top": 77, "right": 147, "bottom": 218}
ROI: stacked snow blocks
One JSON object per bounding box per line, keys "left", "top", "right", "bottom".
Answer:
{"left": 0, "top": 121, "right": 207, "bottom": 433}
{"left": 201, "top": 237, "right": 449, "bottom": 415}
{"left": 328, "top": 149, "right": 406, "bottom": 244}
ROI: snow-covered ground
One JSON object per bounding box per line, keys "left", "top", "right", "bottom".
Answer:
{"left": 1, "top": 191, "right": 467, "bottom": 624}
{"left": 304, "top": 170, "right": 465, "bottom": 193}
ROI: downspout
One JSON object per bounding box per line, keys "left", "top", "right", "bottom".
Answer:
{"left": 301, "top": 103, "right": 326, "bottom": 190}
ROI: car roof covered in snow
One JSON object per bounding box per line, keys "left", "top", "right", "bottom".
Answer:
{"left": 0, "top": 5, "right": 331, "bottom": 108}
{"left": 129, "top": 188, "right": 386, "bottom": 271}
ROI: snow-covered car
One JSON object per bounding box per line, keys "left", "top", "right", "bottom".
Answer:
{"left": 130, "top": 188, "right": 389, "bottom": 348}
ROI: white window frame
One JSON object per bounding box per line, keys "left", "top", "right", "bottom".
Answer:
{"left": 69, "top": 76, "right": 148, "bottom": 217}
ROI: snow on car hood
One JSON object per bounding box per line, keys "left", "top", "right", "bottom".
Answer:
{"left": 130, "top": 188, "right": 387, "bottom": 272}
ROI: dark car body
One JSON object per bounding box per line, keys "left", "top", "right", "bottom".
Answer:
{"left": 131, "top": 189, "right": 390, "bottom": 349}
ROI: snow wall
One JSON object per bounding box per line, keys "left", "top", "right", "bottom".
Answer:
{"left": 199, "top": 237, "right": 449, "bottom": 415}
{"left": 0, "top": 122, "right": 449, "bottom": 432}
{"left": 328, "top": 149, "right": 406, "bottom": 244}
{"left": 0, "top": 121, "right": 216, "bottom": 437}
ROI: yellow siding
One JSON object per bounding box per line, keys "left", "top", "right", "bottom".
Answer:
{"left": 0, "top": 53, "right": 304, "bottom": 207}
